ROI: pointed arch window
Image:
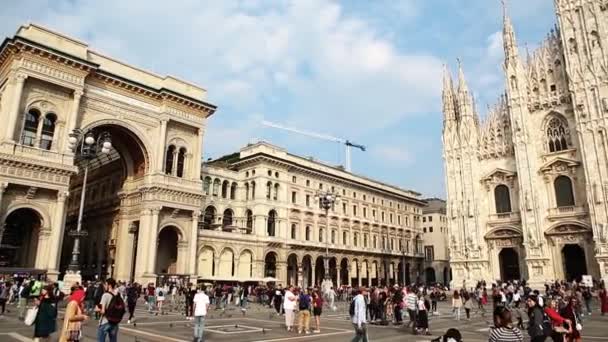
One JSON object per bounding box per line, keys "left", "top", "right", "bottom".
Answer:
{"left": 267, "top": 210, "right": 277, "bottom": 237}
{"left": 494, "top": 185, "right": 512, "bottom": 213}
{"left": 554, "top": 175, "right": 575, "bottom": 207}
{"left": 21, "top": 109, "right": 39, "bottom": 147}
{"left": 176, "top": 148, "right": 186, "bottom": 178}
{"left": 546, "top": 116, "right": 570, "bottom": 153}
{"left": 165, "top": 145, "right": 176, "bottom": 175}
{"left": 40, "top": 113, "right": 56, "bottom": 150}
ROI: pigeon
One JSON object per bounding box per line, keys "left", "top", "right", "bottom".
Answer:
{"left": 133, "top": 323, "right": 137, "bottom": 327}
{"left": 235, "top": 324, "right": 238, "bottom": 328}
{"left": 169, "top": 323, "right": 173, "bottom": 328}
{"left": 262, "top": 328, "right": 266, "bottom": 334}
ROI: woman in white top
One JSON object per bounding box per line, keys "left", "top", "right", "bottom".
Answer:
{"left": 283, "top": 286, "right": 297, "bottom": 332}
{"left": 452, "top": 291, "right": 463, "bottom": 321}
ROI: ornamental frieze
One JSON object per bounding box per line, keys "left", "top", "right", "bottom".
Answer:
{"left": 22, "top": 58, "right": 84, "bottom": 86}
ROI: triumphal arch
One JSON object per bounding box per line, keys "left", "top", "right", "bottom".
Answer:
{"left": 0, "top": 24, "right": 216, "bottom": 284}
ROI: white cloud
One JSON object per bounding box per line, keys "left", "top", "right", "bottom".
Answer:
{"left": 486, "top": 31, "right": 503, "bottom": 60}
{"left": 372, "top": 145, "right": 412, "bottom": 164}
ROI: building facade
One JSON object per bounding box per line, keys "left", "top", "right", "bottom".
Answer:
{"left": 0, "top": 24, "right": 216, "bottom": 285}
{"left": 443, "top": 1, "right": 608, "bottom": 288}
{"left": 421, "top": 198, "right": 450, "bottom": 285}
{"left": 199, "top": 142, "right": 426, "bottom": 287}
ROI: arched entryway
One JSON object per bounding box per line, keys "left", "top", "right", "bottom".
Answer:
{"left": 315, "top": 256, "right": 325, "bottom": 286}
{"left": 61, "top": 123, "right": 150, "bottom": 280}
{"left": 287, "top": 254, "right": 298, "bottom": 286}
{"left": 499, "top": 248, "right": 521, "bottom": 281}
{"left": 425, "top": 267, "right": 436, "bottom": 284}
{"left": 237, "top": 250, "right": 253, "bottom": 279}
{"left": 0, "top": 208, "right": 43, "bottom": 268}
{"left": 329, "top": 257, "right": 337, "bottom": 286}
{"left": 340, "top": 258, "right": 349, "bottom": 286}
{"left": 562, "top": 244, "right": 587, "bottom": 282}
{"left": 302, "top": 255, "right": 312, "bottom": 288}
{"left": 156, "top": 226, "right": 180, "bottom": 274}
{"left": 264, "top": 252, "right": 277, "bottom": 278}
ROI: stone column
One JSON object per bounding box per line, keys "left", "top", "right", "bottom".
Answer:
{"left": 64, "top": 89, "right": 83, "bottom": 151}
{"left": 146, "top": 208, "right": 161, "bottom": 275}
{"left": 277, "top": 261, "right": 287, "bottom": 286}
{"left": 4, "top": 73, "right": 27, "bottom": 142}
{"left": 47, "top": 191, "right": 68, "bottom": 279}
{"left": 135, "top": 209, "right": 151, "bottom": 280}
{"left": 357, "top": 265, "right": 362, "bottom": 287}
{"left": 298, "top": 265, "right": 304, "bottom": 288}
{"left": 0, "top": 182, "right": 7, "bottom": 212}
{"left": 194, "top": 128, "right": 204, "bottom": 180}
{"left": 311, "top": 265, "right": 316, "bottom": 287}
{"left": 34, "top": 225, "right": 51, "bottom": 269}
{"left": 171, "top": 150, "right": 178, "bottom": 176}
{"left": 113, "top": 217, "right": 134, "bottom": 281}
{"left": 336, "top": 267, "right": 341, "bottom": 288}
{"left": 176, "top": 241, "right": 189, "bottom": 274}
{"left": 189, "top": 211, "right": 200, "bottom": 275}
{"left": 156, "top": 119, "right": 168, "bottom": 172}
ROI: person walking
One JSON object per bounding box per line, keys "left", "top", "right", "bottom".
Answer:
{"left": 96, "top": 278, "right": 125, "bottom": 342}
{"left": 18, "top": 280, "right": 31, "bottom": 320}
{"left": 416, "top": 294, "right": 430, "bottom": 335}
{"left": 488, "top": 306, "right": 524, "bottom": 342}
{"left": 59, "top": 288, "right": 88, "bottom": 342}
{"left": 351, "top": 287, "right": 368, "bottom": 342}
{"left": 561, "top": 297, "right": 582, "bottom": 342}
{"left": 185, "top": 284, "right": 195, "bottom": 320}
{"left": 283, "top": 286, "right": 297, "bottom": 332}
{"left": 126, "top": 283, "right": 139, "bottom": 324}
{"left": 312, "top": 290, "right": 323, "bottom": 333}
{"left": 599, "top": 284, "right": 608, "bottom": 316}
{"left": 0, "top": 281, "right": 9, "bottom": 315}
{"left": 545, "top": 299, "right": 571, "bottom": 342}
{"left": 156, "top": 285, "right": 165, "bottom": 315}
{"left": 274, "top": 285, "right": 283, "bottom": 315}
{"left": 33, "top": 285, "right": 58, "bottom": 342}
{"left": 84, "top": 282, "right": 96, "bottom": 315}
{"left": 452, "top": 291, "right": 462, "bottom": 321}
{"left": 297, "top": 288, "right": 312, "bottom": 334}
{"left": 405, "top": 288, "right": 418, "bottom": 334}
{"left": 463, "top": 292, "right": 474, "bottom": 320}
{"left": 526, "top": 295, "right": 546, "bottom": 342}
{"left": 192, "top": 285, "right": 210, "bottom": 342}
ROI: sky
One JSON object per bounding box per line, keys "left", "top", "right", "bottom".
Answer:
{"left": 0, "top": 0, "right": 556, "bottom": 197}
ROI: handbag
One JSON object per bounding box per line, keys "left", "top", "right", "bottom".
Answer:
{"left": 573, "top": 309, "right": 582, "bottom": 332}
{"left": 67, "top": 329, "right": 82, "bottom": 342}
{"left": 24, "top": 306, "right": 38, "bottom": 326}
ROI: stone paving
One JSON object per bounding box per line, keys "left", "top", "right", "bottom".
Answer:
{"left": 1, "top": 299, "right": 608, "bottom": 341}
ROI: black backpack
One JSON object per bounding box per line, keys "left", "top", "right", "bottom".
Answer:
{"left": 299, "top": 294, "right": 310, "bottom": 310}
{"left": 349, "top": 297, "right": 356, "bottom": 317}
{"left": 541, "top": 311, "right": 552, "bottom": 337}
{"left": 104, "top": 293, "right": 126, "bottom": 324}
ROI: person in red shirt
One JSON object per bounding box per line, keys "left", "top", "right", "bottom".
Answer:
{"left": 545, "top": 299, "right": 571, "bottom": 342}
{"left": 599, "top": 284, "right": 608, "bottom": 316}
{"left": 312, "top": 290, "right": 323, "bottom": 333}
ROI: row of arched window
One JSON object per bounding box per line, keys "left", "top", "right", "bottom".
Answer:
{"left": 203, "top": 177, "right": 237, "bottom": 199}
{"left": 21, "top": 108, "right": 56, "bottom": 150}
{"left": 493, "top": 175, "right": 575, "bottom": 214}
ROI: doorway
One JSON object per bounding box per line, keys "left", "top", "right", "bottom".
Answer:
{"left": 498, "top": 248, "right": 521, "bottom": 281}
{"left": 562, "top": 244, "right": 587, "bottom": 282}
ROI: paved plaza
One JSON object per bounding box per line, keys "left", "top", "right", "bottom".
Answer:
{"left": 1, "top": 299, "right": 608, "bottom": 341}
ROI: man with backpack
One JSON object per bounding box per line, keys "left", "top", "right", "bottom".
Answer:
{"left": 297, "top": 288, "right": 312, "bottom": 334}
{"left": 96, "top": 278, "right": 126, "bottom": 342}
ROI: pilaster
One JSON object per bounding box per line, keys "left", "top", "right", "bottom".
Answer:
{"left": 4, "top": 73, "right": 27, "bottom": 143}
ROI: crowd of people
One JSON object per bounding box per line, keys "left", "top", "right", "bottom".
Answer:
{"left": 1, "top": 276, "right": 608, "bottom": 342}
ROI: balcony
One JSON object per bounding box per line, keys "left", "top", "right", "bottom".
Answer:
{"left": 547, "top": 205, "right": 587, "bottom": 221}
{"left": 488, "top": 211, "right": 521, "bottom": 225}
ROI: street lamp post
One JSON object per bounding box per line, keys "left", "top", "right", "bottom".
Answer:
{"left": 316, "top": 190, "right": 339, "bottom": 293}
{"left": 64, "top": 129, "right": 112, "bottom": 283}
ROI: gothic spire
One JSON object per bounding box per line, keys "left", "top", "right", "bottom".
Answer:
{"left": 442, "top": 64, "right": 457, "bottom": 122}
{"left": 502, "top": 0, "right": 519, "bottom": 63}
{"left": 457, "top": 58, "right": 469, "bottom": 97}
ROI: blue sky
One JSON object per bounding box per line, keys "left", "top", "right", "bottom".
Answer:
{"left": 0, "top": 0, "right": 555, "bottom": 197}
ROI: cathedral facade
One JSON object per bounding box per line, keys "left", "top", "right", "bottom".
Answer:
{"left": 443, "top": 1, "right": 608, "bottom": 288}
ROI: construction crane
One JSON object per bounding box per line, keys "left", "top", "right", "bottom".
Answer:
{"left": 261, "top": 120, "right": 366, "bottom": 172}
